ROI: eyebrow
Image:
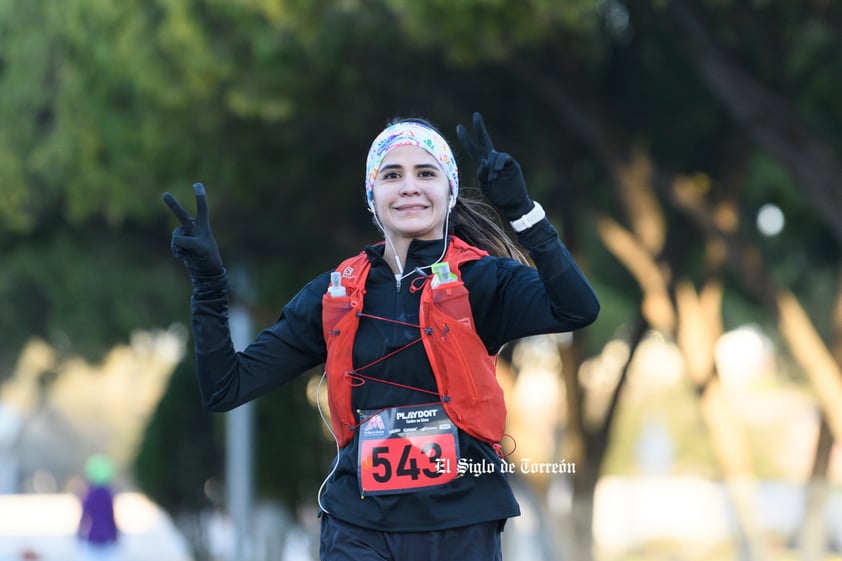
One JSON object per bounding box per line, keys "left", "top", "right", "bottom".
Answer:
{"left": 379, "top": 163, "right": 441, "bottom": 173}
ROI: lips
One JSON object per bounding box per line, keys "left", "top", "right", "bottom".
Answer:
{"left": 394, "top": 204, "right": 429, "bottom": 212}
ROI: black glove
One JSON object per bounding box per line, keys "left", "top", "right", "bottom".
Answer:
{"left": 162, "top": 183, "right": 224, "bottom": 279}
{"left": 456, "top": 112, "right": 534, "bottom": 221}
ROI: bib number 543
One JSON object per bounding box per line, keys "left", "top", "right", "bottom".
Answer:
{"left": 360, "top": 434, "right": 457, "bottom": 494}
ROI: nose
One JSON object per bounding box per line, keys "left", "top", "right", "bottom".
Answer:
{"left": 398, "top": 175, "right": 421, "bottom": 196}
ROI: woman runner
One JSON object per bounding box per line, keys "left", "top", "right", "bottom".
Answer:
{"left": 163, "top": 112, "right": 599, "bottom": 560}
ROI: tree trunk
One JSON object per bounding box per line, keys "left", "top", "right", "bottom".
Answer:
{"left": 570, "top": 468, "right": 597, "bottom": 561}
{"left": 557, "top": 319, "right": 646, "bottom": 561}
{"left": 800, "top": 417, "right": 832, "bottom": 561}
{"left": 800, "top": 275, "right": 842, "bottom": 559}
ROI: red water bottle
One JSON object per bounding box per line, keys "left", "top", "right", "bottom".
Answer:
{"left": 322, "top": 271, "right": 351, "bottom": 339}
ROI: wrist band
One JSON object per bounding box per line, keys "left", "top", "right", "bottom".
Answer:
{"left": 509, "top": 201, "right": 545, "bottom": 232}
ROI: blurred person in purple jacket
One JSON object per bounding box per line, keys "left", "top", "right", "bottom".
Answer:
{"left": 77, "top": 454, "right": 119, "bottom": 561}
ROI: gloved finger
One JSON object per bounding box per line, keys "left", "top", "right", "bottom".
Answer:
{"left": 476, "top": 159, "right": 490, "bottom": 185}
{"left": 170, "top": 240, "right": 187, "bottom": 260}
{"left": 471, "top": 112, "right": 495, "bottom": 154}
{"left": 171, "top": 234, "right": 208, "bottom": 255}
{"left": 490, "top": 151, "right": 511, "bottom": 173}
{"left": 456, "top": 123, "right": 485, "bottom": 165}
{"left": 162, "top": 192, "right": 194, "bottom": 227}
{"left": 484, "top": 152, "right": 507, "bottom": 182}
{"left": 193, "top": 183, "right": 209, "bottom": 226}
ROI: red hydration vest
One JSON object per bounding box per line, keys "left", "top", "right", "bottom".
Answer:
{"left": 321, "top": 236, "right": 507, "bottom": 448}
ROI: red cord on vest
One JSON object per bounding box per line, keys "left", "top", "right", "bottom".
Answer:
{"left": 493, "top": 433, "right": 517, "bottom": 459}
{"left": 409, "top": 275, "right": 429, "bottom": 293}
{"left": 356, "top": 312, "right": 420, "bottom": 330}
{"left": 351, "top": 336, "right": 426, "bottom": 374}
{"left": 345, "top": 312, "right": 439, "bottom": 397}
{"left": 339, "top": 311, "right": 451, "bottom": 422}
{"left": 344, "top": 370, "right": 440, "bottom": 397}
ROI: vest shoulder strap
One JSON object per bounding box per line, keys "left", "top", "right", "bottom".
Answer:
{"left": 333, "top": 237, "right": 486, "bottom": 291}
{"left": 333, "top": 249, "right": 373, "bottom": 298}
{"left": 327, "top": 237, "right": 487, "bottom": 312}
{"left": 443, "top": 236, "right": 488, "bottom": 275}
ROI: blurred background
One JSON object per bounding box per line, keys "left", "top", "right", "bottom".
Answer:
{"left": 1, "top": 0, "right": 841, "bottom": 559}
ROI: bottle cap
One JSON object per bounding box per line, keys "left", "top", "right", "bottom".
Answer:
{"left": 431, "top": 262, "right": 457, "bottom": 288}
{"left": 328, "top": 271, "right": 347, "bottom": 298}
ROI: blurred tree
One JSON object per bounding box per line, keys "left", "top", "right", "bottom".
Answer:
{"left": 3, "top": 0, "right": 842, "bottom": 558}
{"left": 134, "top": 353, "right": 223, "bottom": 515}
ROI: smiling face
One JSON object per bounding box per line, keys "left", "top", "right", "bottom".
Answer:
{"left": 371, "top": 145, "right": 452, "bottom": 244}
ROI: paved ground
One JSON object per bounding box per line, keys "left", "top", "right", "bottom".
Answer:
{"left": 4, "top": 477, "right": 842, "bottom": 561}
{"left": 0, "top": 493, "right": 193, "bottom": 561}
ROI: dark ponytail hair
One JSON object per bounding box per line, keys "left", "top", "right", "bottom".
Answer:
{"left": 448, "top": 191, "right": 528, "bottom": 264}
{"left": 386, "top": 117, "right": 529, "bottom": 264}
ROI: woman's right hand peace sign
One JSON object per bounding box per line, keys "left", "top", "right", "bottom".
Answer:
{"left": 162, "top": 183, "right": 224, "bottom": 278}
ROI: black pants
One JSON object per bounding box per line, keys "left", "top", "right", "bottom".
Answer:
{"left": 319, "top": 514, "right": 503, "bottom": 561}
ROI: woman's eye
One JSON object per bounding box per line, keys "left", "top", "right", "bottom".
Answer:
{"left": 382, "top": 171, "right": 400, "bottom": 180}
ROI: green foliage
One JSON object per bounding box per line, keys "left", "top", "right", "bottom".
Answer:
{"left": 134, "top": 354, "right": 224, "bottom": 513}
{"left": 0, "top": 224, "right": 188, "bottom": 366}
{"left": 600, "top": 7, "right": 727, "bottom": 170}
{"left": 134, "top": 358, "right": 332, "bottom": 512}
{"left": 384, "top": 0, "right": 603, "bottom": 64}
{"left": 253, "top": 372, "right": 334, "bottom": 508}
{"left": 740, "top": 151, "right": 841, "bottom": 336}
{"left": 2, "top": 0, "right": 839, "bottom": 351}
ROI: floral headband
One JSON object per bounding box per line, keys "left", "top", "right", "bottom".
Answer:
{"left": 365, "top": 122, "right": 459, "bottom": 209}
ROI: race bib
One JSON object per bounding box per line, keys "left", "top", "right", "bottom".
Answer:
{"left": 357, "top": 403, "right": 459, "bottom": 495}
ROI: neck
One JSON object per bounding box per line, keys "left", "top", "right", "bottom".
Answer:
{"left": 381, "top": 235, "right": 451, "bottom": 279}
{"left": 383, "top": 238, "right": 410, "bottom": 276}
